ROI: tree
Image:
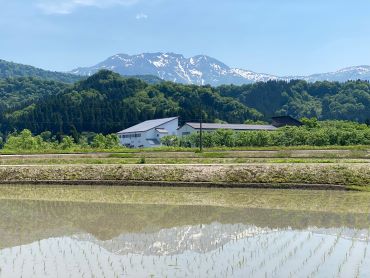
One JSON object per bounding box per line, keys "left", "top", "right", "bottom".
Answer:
{"left": 40, "top": 131, "right": 52, "bottom": 142}
{"left": 4, "top": 129, "right": 42, "bottom": 150}
{"left": 91, "top": 133, "right": 107, "bottom": 148}
{"left": 105, "top": 134, "right": 120, "bottom": 148}
{"left": 301, "top": 117, "right": 319, "bottom": 128}
{"left": 59, "top": 136, "right": 75, "bottom": 150}
{"left": 161, "top": 135, "right": 179, "bottom": 147}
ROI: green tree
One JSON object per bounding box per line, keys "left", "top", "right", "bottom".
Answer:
{"left": 161, "top": 135, "right": 179, "bottom": 147}
{"left": 105, "top": 134, "right": 120, "bottom": 148}
{"left": 59, "top": 136, "right": 75, "bottom": 150}
{"left": 4, "top": 129, "right": 43, "bottom": 150}
{"left": 91, "top": 133, "right": 107, "bottom": 148}
{"left": 301, "top": 117, "right": 319, "bottom": 128}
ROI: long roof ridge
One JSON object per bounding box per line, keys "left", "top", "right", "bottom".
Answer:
{"left": 183, "top": 122, "right": 277, "bottom": 130}
{"left": 118, "top": 117, "right": 178, "bottom": 133}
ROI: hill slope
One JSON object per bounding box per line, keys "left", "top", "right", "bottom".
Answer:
{"left": 0, "top": 59, "right": 83, "bottom": 83}
{"left": 1, "top": 71, "right": 369, "bottom": 135}
{"left": 0, "top": 59, "right": 164, "bottom": 85}
{"left": 0, "top": 77, "right": 69, "bottom": 110}
{"left": 3, "top": 70, "right": 261, "bottom": 134}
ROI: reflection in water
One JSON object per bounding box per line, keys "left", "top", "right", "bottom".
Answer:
{"left": 0, "top": 191, "right": 370, "bottom": 277}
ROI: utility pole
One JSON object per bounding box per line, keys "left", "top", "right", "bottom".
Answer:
{"left": 200, "top": 106, "right": 203, "bottom": 152}
{"left": 199, "top": 96, "right": 203, "bottom": 153}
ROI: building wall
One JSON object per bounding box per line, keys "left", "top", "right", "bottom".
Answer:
{"left": 177, "top": 125, "right": 217, "bottom": 136}
{"left": 146, "top": 119, "right": 178, "bottom": 139}
{"left": 119, "top": 131, "right": 146, "bottom": 148}
{"left": 177, "top": 125, "right": 196, "bottom": 137}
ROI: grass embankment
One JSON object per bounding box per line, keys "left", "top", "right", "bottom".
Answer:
{"left": 0, "top": 149, "right": 369, "bottom": 165}
{"left": 0, "top": 149, "right": 368, "bottom": 190}
{"left": 0, "top": 145, "right": 369, "bottom": 155}
{"left": 0, "top": 163, "right": 368, "bottom": 190}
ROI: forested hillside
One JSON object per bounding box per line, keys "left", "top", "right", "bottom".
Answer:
{"left": 0, "top": 70, "right": 369, "bottom": 136}
{"left": 0, "top": 59, "right": 83, "bottom": 83}
{"left": 2, "top": 71, "right": 261, "bottom": 134}
{"left": 219, "top": 80, "right": 370, "bottom": 122}
{"left": 0, "top": 77, "right": 68, "bottom": 109}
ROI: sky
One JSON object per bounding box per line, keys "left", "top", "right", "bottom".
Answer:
{"left": 1, "top": 0, "right": 370, "bottom": 76}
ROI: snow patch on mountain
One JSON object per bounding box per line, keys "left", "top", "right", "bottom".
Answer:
{"left": 71, "top": 53, "right": 370, "bottom": 85}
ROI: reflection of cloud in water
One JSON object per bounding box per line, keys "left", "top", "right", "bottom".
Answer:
{"left": 1, "top": 223, "right": 369, "bottom": 277}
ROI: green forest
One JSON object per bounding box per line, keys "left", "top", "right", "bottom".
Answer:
{"left": 218, "top": 80, "right": 370, "bottom": 122}
{"left": 0, "top": 70, "right": 261, "bottom": 135}
{"left": 0, "top": 68, "right": 369, "bottom": 142}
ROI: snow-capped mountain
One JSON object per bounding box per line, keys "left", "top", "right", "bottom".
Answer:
{"left": 293, "top": 65, "right": 370, "bottom": 83}
{"left": 71, "top": 52, "right": 279, "bottom": 85}
{"left": 71, "top": 52, "right": 370, "bottom": 86}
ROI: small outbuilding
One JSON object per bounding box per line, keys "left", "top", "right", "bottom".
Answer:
{"left": 117, "top": 117, "right": 179, "bottom": 148}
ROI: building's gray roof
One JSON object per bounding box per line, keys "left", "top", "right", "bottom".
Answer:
{"left": 184, "top": 123, "right": 278, "bottom": 131}
{"left": 117, "top": 117, "right": 178, "bottom": 134}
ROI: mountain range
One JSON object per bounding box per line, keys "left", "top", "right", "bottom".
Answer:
{"left": 2, "top": 54, "right": 370, "bottom": 86}
{"left": 71, "top": 52, "right": 370, "bottom": 86}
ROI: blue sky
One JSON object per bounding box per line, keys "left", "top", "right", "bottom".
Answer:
{"left": 1, "top": 0, "right": 370, "bottom": 75}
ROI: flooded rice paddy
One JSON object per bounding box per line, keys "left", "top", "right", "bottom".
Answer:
{"left": 0, "top": 185, "right": 370, "bottom": 277}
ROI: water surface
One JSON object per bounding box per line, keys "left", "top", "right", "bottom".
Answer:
{"left": 0, "top": 186, "right": 370, "bottom": 277}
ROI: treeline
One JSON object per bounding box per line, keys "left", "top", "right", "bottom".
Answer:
{"left": 0, "top": 70, "right": 369, "bottom": 137}
{"left": 219, "top": 80, "right": 370, "bottom": 122}
{"left": 2, "top": 129, "right": 120, "bottom": 151}
{"left": 1, "top": 120, "right": 369, "bottom": 152}
{"left": 164, "top": 120, "right": 370, "bottom": 147}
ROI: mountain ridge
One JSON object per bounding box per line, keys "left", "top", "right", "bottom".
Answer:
{"left": 0, "top": 59, "right": 83, "bottom": 84}
{"left": 0, "top": 58, "right": 164, "bottom": 85}
{"left": 71, "top": 52, "right": 280, "bottom": 85}
{"left": 71, "top": 52, "right": 370, "bottom": 86}
{"left": 2, "top": 55, "right": 370, "bottom": 87}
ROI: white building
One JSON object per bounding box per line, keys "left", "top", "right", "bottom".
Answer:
{"left": 177, "top": 122, "right": 278, "bottom": 137}
{"left": 117, "top": 117, "right": 179, "bottom": 148}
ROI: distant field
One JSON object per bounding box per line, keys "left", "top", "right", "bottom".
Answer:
{"left": 0, "top": 145, "right": 369, "bottom": 155}
{"left": 0, "top": 149, "right": 369, "bottom": 165}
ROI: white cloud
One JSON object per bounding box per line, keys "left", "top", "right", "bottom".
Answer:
{"left": 37, "top": 0, "right": 140, "bottom": 14}
{"left": 135, "top": 12, "right": 148, "bottom": 20}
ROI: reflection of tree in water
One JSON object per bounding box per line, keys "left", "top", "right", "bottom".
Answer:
{"left": 0, "top": 199, "right": 369, "bottom": 249}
